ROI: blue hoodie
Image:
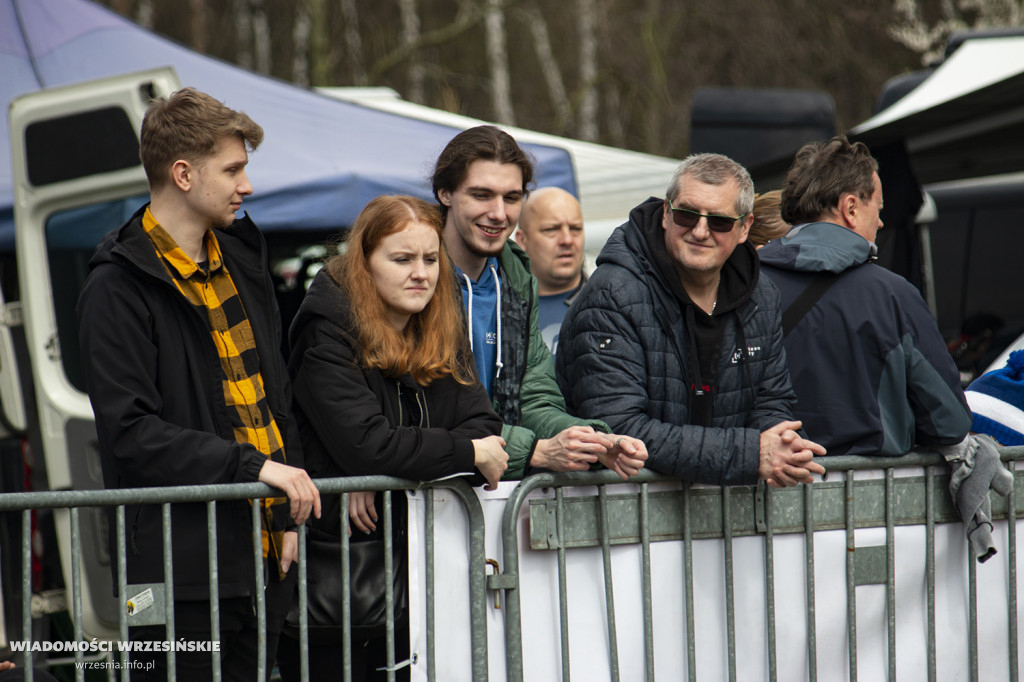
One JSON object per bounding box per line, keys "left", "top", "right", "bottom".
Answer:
{"left": 455, "top": 257, "right": 501, "bottom": 397}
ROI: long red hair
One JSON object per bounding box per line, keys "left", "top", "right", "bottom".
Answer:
{"left": 326, "top": 195, "right": 475, "bottom": 386}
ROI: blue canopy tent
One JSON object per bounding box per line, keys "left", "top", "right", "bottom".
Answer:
{"left": 0, "top": 0, "right": 577, "bottom": 250}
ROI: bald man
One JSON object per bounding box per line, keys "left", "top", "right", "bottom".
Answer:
{"left": 515, "top": 187, "right": 587, "bottom": 355}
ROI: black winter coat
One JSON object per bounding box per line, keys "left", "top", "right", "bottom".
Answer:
{"left": 556, "top": 198, "right": 797, "bottom": 486}
{"left": 77, "top": 205, "right": 299, "bottom": 600}
{"left": 288, "top": 269, "right": 502, "bottom": 536}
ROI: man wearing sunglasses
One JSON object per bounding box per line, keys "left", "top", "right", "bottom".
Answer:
{"left": 759, "top": 136, "right": 972, "bottom": 458}
{"left": 556, "top": 153, "right": 826, "bottom": 488}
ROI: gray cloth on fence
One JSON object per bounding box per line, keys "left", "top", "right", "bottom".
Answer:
{"left": 937, "top": 433, "right": 1014, "bottom": 563}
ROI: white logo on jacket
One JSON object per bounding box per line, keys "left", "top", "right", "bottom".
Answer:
{"left": 731, "top": 346, "right": 761, "bottom": 364}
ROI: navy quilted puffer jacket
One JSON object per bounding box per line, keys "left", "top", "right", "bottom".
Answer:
{"left": 555, "top": 198, "right": 797, "bottom": 485}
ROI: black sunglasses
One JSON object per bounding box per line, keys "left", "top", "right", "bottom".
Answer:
{"left": 667, "top": 200, "right": 745, "bottom": 233}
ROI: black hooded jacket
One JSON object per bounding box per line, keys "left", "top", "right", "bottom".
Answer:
{"left": 556, "top": 198, "right": 797, "bottom": 485}
{"left": 288, "top": 269, "right": 502, "bottom": 536}
{"left": 77, "top": 205, "right": 298, "bottom": 600}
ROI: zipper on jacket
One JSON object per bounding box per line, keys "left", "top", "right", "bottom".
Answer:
{"left": 396, "top": 381, "right": 403, "bottom": 425}
{"left": 416, "top": 391, "right": 429, "bottom": 427}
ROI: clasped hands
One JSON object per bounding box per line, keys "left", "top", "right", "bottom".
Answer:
{"left": 758, "top": 420, "right": 826, "bottom": 487}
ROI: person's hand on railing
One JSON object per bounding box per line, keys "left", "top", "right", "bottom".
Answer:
{"left": 348, "top": 490, "right": 378, "bottom": 534}
{"left": 530, "top": 426, "right": 609, "bottom": 473}
{"left": 758, "top": 420, "right": 826, "bottom": 487}
{"left": 258, "top": 460, "right": 322, "bottom": 525}
{"left": 597, "top": 434, "right": 648, "bottom": 480}
{"left": 473, "top": 435, "right": 509, "bottom": 491}
{"left": 280, "top": 530, "right": 298, "bottom": 573}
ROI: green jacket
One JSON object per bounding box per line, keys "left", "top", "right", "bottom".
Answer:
{"left": 494, "top": 241, "right": 610, "bottom": 477}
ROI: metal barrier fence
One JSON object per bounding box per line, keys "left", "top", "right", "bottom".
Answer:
{"left": 497, "top": 448, "right": 1024, "bottom": 682}
{"left": 3, "top": 449, "right": 1023, "bottom": 681}
{"left": 0, "top": 476, "right": 489, "bottom": 682}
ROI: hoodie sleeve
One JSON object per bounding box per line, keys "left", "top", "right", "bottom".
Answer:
{"left": 556, "top": 268, "right": 762, "bottom": 486}
{"left": 502, "top": 272, "right": 610, "bottom": 479}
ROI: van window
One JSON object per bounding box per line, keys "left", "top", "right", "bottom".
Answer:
{"left": 26, "top": 108, "right": 140, "bottom": 186}
{"left": 45, "top": 197, "right": 148, "bottom": 392}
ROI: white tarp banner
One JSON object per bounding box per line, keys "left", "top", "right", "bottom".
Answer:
{"left": 407, "top": 467, "right": 1021, "bottom": 681}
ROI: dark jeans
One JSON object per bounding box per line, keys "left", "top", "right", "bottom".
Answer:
{"left": 128, "top": 597, "right": 258, "bottom": 682}
{"left": 127, "top": 562, "right": 295, "bottom": 681}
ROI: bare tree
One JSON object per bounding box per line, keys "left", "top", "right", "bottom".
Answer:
{"left": 187, "top": 0, "right": 207, "bottom": 53}
{"left": 307, "top": 0, "right": 332, "bottom": 86}
{"left": 135, "top": 0, "right": 153, "bottom": 29}
{"left": 292, "top": 0, "right": 311, "bottom": 86}
{"left": 250, "top": 0, "right": 272, "bottom": 74}
{"left": 339, "top": 0, "right": 367, "bottom": 85}
{"left": 890, "top": 0, "right": 1024, "bottom": 64}
{"left": 577, "top": 0, "right": 599, "bottom": 141}
{"left": 233, "top": 0, "right": 253, "bottom": 70}
{"left": 368, "top": 1, "right": 481, "bottom": 85}
{"left": 485, "top": 0, "right": 515, "bottom": 124}
{"left": 517, "top": 3, "right": 572, "bottom": 131}
{"left": 399, "top": 0, "right": 427, "bottom": 102}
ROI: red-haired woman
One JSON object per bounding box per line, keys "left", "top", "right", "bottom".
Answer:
{"left": 281, "top": 195, "right": 507, "bottom": 680}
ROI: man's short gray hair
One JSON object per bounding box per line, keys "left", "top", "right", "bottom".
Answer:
{"left": 666, "top": 153, "right": 755, "bottom": 216}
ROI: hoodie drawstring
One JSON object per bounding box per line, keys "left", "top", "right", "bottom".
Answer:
{"left": 461, "top": 272, "right": 474, "bottom": 352}
{"left": 491, "top": 263, "right": 504, "bottom": 381}
{"left": 462, "top": 264, "right": 503, "bottom": 380}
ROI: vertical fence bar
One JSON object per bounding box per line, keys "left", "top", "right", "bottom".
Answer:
{"left": 341, "top": 492, "right": 352, "bottom": 682}
{"left": 22, "top": 509, "right": 33, "bottom": 682}
{"left": 682, "top": 484, "right": 696, "bottom": 681}
{"left": 968, "top": 542, "right": 978, "bottom": 682}
{"left": 926, "top": 466, "right": 936, "bottom": 682}
{"left": 297, "top": 524, "right": 309, "bottom": 682}
{"left": 207, "top": 500, "right": 221, "bottom": 682}
{"left": 722, "top": 486, "right": 736, "bottom": 682}
{"left": 69, "top": 507, "right": 85, "bottom": 680}
{"left": 384, "top": 491, "right": 396, "bottom": 682}
{"left": 1007, "top": 466, "right": 1018, "bottom": 682}
{"left": 556, "top": 488, "right": 570, "bottom": 682}
{"left": 502, "top": 476, "right": 525, "bottom": 682}
{"left": 163, "top": 503, "right": 175, "bottom": 678}
{"left": 640, "top": 484, "right": 654, "bottom": 682}
{"left": 433, "top": 479, "right": 489, "bottom": 682}
{"left": 885, "top": 470, "right": 896, "bottom": 680}
{"left": 805, "top": 481, "right": 817, "bottom": 682}
{"left": 598, "top": 485, "right": 619, "bottom": 681}
{"left": 117, "top": 505, "right": 129, "bottom": 681}
{"left": 425, "top": 488, "right": 436, "bottom": 682}
{"left": 251, "top": 500, "right": 266, "bottom": 682}
{"left": 764, "top": 484, "right": 777, "bottom": 682}
{"left": 845, "top": 474, "right": 857, "bottom": 682}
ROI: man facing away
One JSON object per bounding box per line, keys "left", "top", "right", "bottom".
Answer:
{"left": 432, "top": 125, "right": 647, "bottom": 480}
{"left": 514, "top": 186, "right": 587, "bottom": 355}
{"left": 758, "top": 135, "right": 972, "bottom": 457}
{"left": 77, "top": 88, "right": 320, "bottom": 680}
{"left": 556, "top": 153, "right": 826, "bottom": 487}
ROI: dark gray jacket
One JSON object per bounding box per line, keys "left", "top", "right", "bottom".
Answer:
{"left": 759, "top": 221, "right": 972, "bottom": 455}
{"left": 556, "top": 198, "right": 797, "bottom": 485}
